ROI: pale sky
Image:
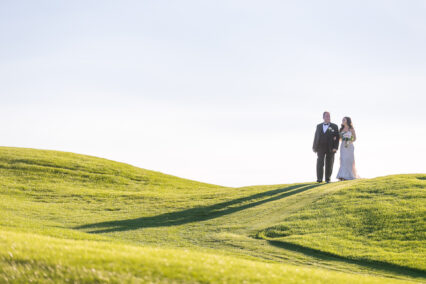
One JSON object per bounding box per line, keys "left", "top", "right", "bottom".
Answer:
{"left": 1, "top": 1, "right": 425, "bottom": 186}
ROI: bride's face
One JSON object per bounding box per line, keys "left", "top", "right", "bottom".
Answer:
{"left": 342, "top": 118, "right": 347, "bottom": 126}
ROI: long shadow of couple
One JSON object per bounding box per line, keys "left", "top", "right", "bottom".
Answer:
{"left": 76, "top": 183, "right": 323, "bottom": 234}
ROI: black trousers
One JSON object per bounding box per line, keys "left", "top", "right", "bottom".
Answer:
{"left": 316, "top": 150, "right": 335, "bottom": 182}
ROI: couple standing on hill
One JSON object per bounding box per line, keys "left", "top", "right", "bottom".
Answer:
{"left": 313, "top": 111, "right": 359, "bottom": 183}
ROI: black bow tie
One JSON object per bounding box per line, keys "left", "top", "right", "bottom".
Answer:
{"left": 324, "top": 123, "right": 330, "bottom": 126}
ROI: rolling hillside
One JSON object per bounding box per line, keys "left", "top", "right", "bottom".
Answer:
{"left": 0, "top": 146, "right": 424, "bottom": 283}
{"left": 257, "top": 175, "right": 426, "bottom": 271}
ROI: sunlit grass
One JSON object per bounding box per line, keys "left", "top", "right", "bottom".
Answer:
{"left": 257, "top": 175, "right": 426, "bottom": 271}
{"left": 0, "top": 146, "right": 424, "bottom": 283}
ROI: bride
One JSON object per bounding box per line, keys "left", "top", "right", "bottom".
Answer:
{"left": 336, "top": 117, "right": 359, "bottom": 181}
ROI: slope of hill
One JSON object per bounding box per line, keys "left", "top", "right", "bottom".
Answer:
{"left": 0, "top": 146, "right": 424, "bottom": 283}
{"left": 3, "top": 229, "right": 411, "bottom": 283}
{"left": 256, "top": 175, "right": 426, "bottom": 272}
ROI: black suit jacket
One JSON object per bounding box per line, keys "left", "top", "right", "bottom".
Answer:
{"left": 313, "top": 123, "right": 340, "bottom": 153}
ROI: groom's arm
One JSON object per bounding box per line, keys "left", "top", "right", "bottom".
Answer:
{"left": 333, "top": 125, "right": 340, "bottom": 150}
{"left": 313, "top": 125, "right": 319, "bottom": 152}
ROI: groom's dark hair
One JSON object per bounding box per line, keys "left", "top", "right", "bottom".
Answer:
{"left": 323, "top": 111, "right": 330, "bottom": 118}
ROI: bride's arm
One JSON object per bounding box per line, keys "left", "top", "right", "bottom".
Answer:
{"left": 352, "top": 128, "right": 357, "bottom": 142}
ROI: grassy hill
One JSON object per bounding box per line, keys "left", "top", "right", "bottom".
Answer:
{"left": 0, "top": 146, "right": 424, "bottom": 283}
{"left": 256, "top": 175, "right": 426, "bottom": 271}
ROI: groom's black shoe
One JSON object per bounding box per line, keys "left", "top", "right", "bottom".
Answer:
{"left": 317, "top": 180, "right": 322, "bottom": 183}
{"left": 326, "top": 180, "right": 331, "bottom": 183}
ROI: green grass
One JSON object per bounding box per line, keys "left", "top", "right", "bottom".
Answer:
{"left": 256, "top": 175, "right": 426, "bottom": 272}
{"left": 0, "top": 146, "right": 424, "bottom": 283}
{"left": 3, "top": 229, "right": 410, "bottom": 283}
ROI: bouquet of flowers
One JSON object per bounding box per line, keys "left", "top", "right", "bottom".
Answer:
{"left": 342, "top": 132, "right": 354, "bottom": 148}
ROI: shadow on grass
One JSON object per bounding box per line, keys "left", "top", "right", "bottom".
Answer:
{"left": 267, "top": 240, "right": 426, "bottom": 279}
{"left": 76, "top": 183, "right": 323, "bottom": 233}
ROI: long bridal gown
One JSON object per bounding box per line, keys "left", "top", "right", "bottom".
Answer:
{"left": 336, "top": 130, "right": 359, "bottom": 180}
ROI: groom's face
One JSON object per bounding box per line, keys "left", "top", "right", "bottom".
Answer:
{"left": 323, "top": 113, "right": 330, "bottom": 124}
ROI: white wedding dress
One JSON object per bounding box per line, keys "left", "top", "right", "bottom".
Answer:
{"left": 336, "top": 130, "right": 359, "bottom": 180}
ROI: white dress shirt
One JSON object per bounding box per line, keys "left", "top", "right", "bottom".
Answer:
{"left": 323, "top": 123, "right": 330, "bottom": 133}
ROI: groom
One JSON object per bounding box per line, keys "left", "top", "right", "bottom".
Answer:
{"left": 313, "top": 111, "right": 340, "bottom": 183}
